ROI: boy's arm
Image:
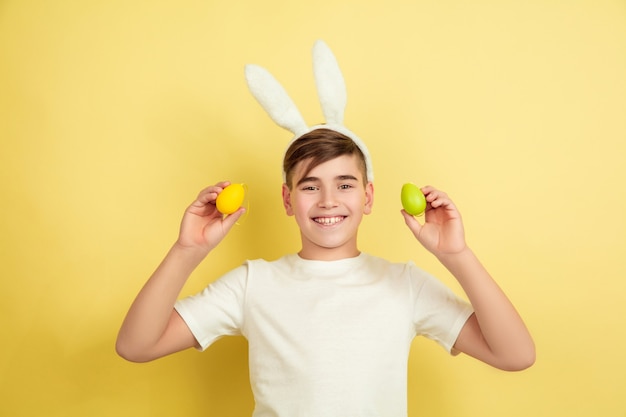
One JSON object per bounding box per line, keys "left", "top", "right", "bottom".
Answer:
{"left": 116, "top": 183, "right": 245, "bottom": 363}
{"left": 441, "top": 248, "right": 536, "bottom": 371}
{"left": 402, "top": 186, "right": 535, "bottom": 371}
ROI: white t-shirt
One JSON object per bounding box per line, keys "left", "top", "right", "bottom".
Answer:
{"left": 175, "top": 253, "right": 473, "bottom": 417}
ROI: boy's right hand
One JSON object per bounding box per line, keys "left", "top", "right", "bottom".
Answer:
{"left": 176, "top": 182, "right": 246, "bottom": 253}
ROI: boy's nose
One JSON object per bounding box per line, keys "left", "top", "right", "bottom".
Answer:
{"left": 318, "top": 201, "right": 338, "bottom": 209}
{"left": 318, "top": 191, "right": 338, "bottom": 208}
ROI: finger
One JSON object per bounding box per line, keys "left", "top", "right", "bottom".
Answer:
{"left": 199, "top": 181, "right": 231, "bottom": 195}
{"left": 423, "top": 187, "right": 446, "bottom": 202}
{"left": 214, "top": 180, "right": 231, "bottom": 189}
{"left": 401, "top": 209, "right": 422, "bottom": 235}
{"left": 196, "top": 181, "right": 231, "bottom": 204}
{"left": 420, "top": 185, "right": 437, "bottom": 195}
{"left": 421, "top": 185, "right": 447, "bottom": 198}
{"left": 429, "top": 195, "right": 450, "bottom": 209}
{"left": 192, "top": 191, "right": 218, "bottom": 210}
{"left": 423, "top": 189, "right": 455, "bottom": 210}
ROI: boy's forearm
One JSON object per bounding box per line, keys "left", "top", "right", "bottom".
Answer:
{"left": 438, "top": 248, "right": 535, "bottom": 366}
{"left": 116, "top": 243, "right": 207, "bottom": 355}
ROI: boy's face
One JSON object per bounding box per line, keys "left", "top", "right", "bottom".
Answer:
{"left": 282, "top": 154, "right": 374, "bottom": 261}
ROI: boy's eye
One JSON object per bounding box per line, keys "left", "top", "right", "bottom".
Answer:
{"left": 301, "top": 185, "right": 319, "bottom": 191}
{"left": 339, "top": 184, "right": 354, "bottom": 190}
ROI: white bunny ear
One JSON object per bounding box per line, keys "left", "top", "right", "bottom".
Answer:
{"left": 312, "top": 40, "right": 347, "bottom": 125}
{"left": 244, "top": 41, "right": 374, "bottom": 182}
{"left": 245, "top": 64, "right": 309, "bottom": 137}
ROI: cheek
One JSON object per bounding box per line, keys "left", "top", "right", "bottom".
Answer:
{"left": 292, "top": 198, "right": 310, "bottom": 215}
{"left": 287, "top": 195, "right": 306, "bottom": 218}
{"left": 356, "top": 194, "right": 372, "bottom": 215}
{"left": 293, "top": 194, "right": 321, "bottom": 220}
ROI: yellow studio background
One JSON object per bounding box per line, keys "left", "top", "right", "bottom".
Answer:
{"left": 1, "top": 0, "right": 624, "bottom": 416}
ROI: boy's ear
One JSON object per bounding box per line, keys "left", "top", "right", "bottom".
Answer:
{"left": 364, "top": 182, "right": 374, "bottom": 215}
{"left": 282, "top": 183, "right": 294, "bottom": 216}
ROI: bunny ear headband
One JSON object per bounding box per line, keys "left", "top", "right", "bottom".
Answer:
{"left": 244, "top": 40, "right": 374, "bottom": 182}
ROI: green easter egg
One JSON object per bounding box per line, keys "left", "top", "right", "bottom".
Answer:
{"left": 401, "top": 183, "right": 426, "bottom": 216}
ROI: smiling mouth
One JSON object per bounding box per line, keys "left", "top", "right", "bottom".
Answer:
{"left": 313, "top": 216, "right": 346, "bottom": 225}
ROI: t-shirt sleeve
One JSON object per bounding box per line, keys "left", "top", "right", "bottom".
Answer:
{"left": 410, "top": 263, "right": 474, "bottom": 354}
{"left": 174, "top": 264, "right": 248, "bottom": 351}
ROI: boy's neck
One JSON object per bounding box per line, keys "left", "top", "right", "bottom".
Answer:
{"left": 297, "top": 246, "right": 361, "bottom": 261}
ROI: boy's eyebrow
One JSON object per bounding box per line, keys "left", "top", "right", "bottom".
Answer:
{"left": 296, "top": 176, "right": 319, "bottom": 186}
{"left": 296, "top": 174, "right": 359, "bottom": 186}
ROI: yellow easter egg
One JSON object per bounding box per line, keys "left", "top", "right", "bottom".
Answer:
{"left": 216, "top": 183, "right": 245, "bottom": 214}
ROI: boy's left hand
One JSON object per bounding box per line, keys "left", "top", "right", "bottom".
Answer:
{"left": 401, "top": 186, "right": 467, "bottom": 256}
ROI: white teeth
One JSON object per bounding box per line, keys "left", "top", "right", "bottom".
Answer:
{"left": 314, "top": 216, "right": 344, "bottom": 225}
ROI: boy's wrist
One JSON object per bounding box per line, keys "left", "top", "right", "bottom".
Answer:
{"left": 171, "top": 241, "right": 211, "bottom": 264}
{"left": 435, "top": 246, "right": 474, "bottom": 268}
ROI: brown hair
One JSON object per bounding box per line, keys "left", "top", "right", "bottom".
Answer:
{"left": 283, "top": 128, "right": 367, "bottom": 189}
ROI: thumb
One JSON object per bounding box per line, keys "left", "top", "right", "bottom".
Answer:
{"left": 221, "top": 207, "right": 247, "bottom": 231}
{"left": 401, "top": 209, "right": 422, "bottom": 237}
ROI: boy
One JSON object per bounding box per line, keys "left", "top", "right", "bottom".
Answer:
{"left": 117, "top": 41, "right": 534, "bottom": 416}
{"left": 116, "top": 127, "right": 535, "bottom": 416}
